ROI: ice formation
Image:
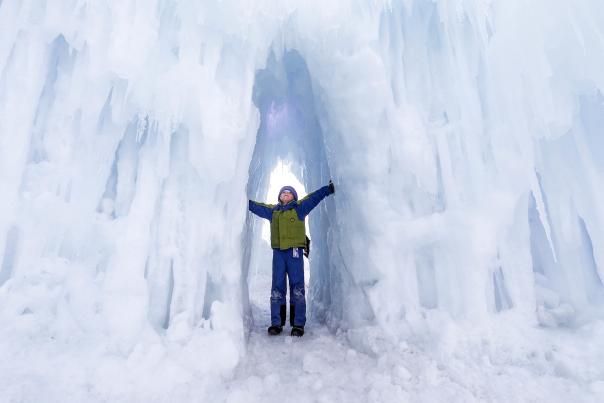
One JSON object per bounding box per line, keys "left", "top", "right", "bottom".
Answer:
{"left": 0, "top": 0, "right": 603, "bottom": 401}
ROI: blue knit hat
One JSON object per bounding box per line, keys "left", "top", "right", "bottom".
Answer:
{"left": 278, "top": 185, "right": 298, "bottom": 202}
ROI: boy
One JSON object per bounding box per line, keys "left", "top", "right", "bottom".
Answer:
{"left": 248, "top": 181, "right": 335, "bottom": 336}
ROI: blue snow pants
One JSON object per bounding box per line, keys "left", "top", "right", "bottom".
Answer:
{"left": 271, "top": 247, "right": 306, "bottom": 327}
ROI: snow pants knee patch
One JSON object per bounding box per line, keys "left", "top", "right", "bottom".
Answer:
{"left": 291, "top": 285, "right": 305, "bottom": 303}
{"left": 270, "top": 289, "right": 285, "bottom": 304}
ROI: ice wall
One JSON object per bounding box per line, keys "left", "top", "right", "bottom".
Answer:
{"left": 0, "top": 0, "right": 603, "bottom": 399}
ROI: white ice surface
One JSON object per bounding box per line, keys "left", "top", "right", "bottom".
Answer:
{"left": 0, "top": 0, "right": 604, "bottom": 401}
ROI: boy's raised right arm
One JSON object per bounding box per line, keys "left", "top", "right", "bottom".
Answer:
{"left": 248, "top": 200, "right": 275, "bottom": 220}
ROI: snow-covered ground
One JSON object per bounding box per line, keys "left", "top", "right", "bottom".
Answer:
{"left": 1, "top": 0, "right": 604, "bottom": 401}
{"left": 230, "top": 250, "right": 604, "bottom": 403}
{"left": 2, "top": 249, "right": 604, "bottom": 402}
{"left": 230, "top": 319, "right": 604, "bottom": 403}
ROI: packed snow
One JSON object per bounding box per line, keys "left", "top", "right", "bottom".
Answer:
{"left": 0, "top": 0, "right": 603, "bottom": 401}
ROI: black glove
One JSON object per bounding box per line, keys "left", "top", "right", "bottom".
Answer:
{"left": 328, "top": 180, "right": 335, "bottom": 194}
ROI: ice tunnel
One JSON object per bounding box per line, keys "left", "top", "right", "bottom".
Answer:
{"left": 242, "top": 49, "right": 374, "bottom": 331}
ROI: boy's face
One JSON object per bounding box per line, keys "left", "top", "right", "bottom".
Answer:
{"left": 279, "top": 191, "right": 294, "bottom": 204}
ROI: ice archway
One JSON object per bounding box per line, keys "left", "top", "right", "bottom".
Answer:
{"left": 242, "top": 49, "right": 374, "bottom": 330}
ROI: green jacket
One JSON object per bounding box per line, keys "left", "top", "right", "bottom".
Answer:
{"left": 248, "top": 185, "right": 332, "bottom": 249}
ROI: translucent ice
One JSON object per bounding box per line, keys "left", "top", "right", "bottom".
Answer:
{"left": 0, "top": 0, "right": 603, "bottom": 400}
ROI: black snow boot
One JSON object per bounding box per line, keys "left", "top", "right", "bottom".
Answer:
{"left": 280, "top": 305, "right": 287, "bottom": 327}
{"left": 291, "top": 326, "right": 304, "bottom": 337}
{"left": 268, "top": 325, "right": 283, "bottom": 336}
